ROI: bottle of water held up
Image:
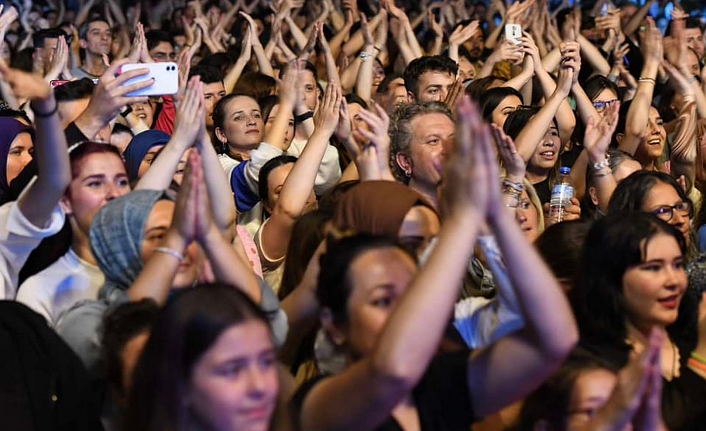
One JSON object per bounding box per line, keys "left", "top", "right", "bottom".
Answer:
{"left": 548, "top": 167, "right": 574, "bottom": 224}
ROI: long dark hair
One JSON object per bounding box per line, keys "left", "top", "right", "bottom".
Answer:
{"left": 124, "top": 283, "right": 272, "bottom": 431}
{"left": 569, "top": 211, "right": 696, "bottom": 368}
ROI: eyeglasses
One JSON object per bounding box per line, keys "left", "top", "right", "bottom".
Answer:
{"left": 592, "top": 99, "right": 619, "bottom": 113}
{"left": 651, "top": 201, "right": 692, "bottom": 222}
{"left": 515, "top": 199, "right": 532, "bottom": 210}
{"left": 153, "top": 52, "right": 177, "bottom": 61}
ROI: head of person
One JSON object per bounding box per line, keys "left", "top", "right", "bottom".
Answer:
{"left": 32, "top": 27, "right": 64, "bottom": 64}
{"left": 131, "top": 99, "right": 156, "bottom": 128}
{"left": 390, "top": 102, "right": 454, "bottom": 193}
{"left": 570, "top": 211, "right": 690, "bottom": 362}
{"left": 145, "top": 30, "right": 176, "bottom": 62}
{"left": 465, "top": 75, "right": 506, "bottom": 101}
{"left": 608, "top": 170, "right": 693, "bottom": 246}
{"left": 54, "top": 78, "right": 95, "bottom": 129}
{"left": 123, "top": 130, "right": 171, "bottom": 181}
{"left": 0, "top": 36, "right": 13, "bottom": 64}
{"left": 372, "top": 58, "right": 386, "bottom": 89}
{"left": 231, "top": 72, "right": 278, "bottom": 102}
{"left": 516, "top": 179, "right": 545, "bottom": 243}
{"left": 403, "top": 55, "right": 459, "bottom": 103}
{"left": 613, "top": 101, "right": 666, "bottom": 165}
{"left": 504, "top": 106, "right": 560, "bottom": 174}
{"left": 79, "top": 18, "right": 112, "bottom": 58}
{"left": 126, "top": 284, "right": 278, "bottom": 431}
{"left": 89, "top": 190, "right": 200, "bottom": 297}
{"left": 0, "top": 117, "right": 33, "bottom": 199}
{"left": 535, "top": 220, "right": 591, "bottom": 291}
{"left": 375, "top": 74, "right": 407, "bottom": 111}
{"left": 280, "top": 61, "right": 320, "bottom": 111}
{"left": 260, "top": 95, "right": 294, "bottom": 149}
{"left": 101, "top": 298, "right": 159, "bottom": 405}
{"left": 61, "top": 142, "right": 131, "bottom": 240}
{"left": 190, "top": 65, "right": 226, "bottom": 128}
{"left": 279, "top": 209, "right": 332, "bottom": 300}
{"left": 518, "top": 349, "right": 618, "bottom": 431}
{"left": 317, "top": 234, "right": 417, "bottom": 359}
{"left": 333, "top": 181, "right": 440, "bottom": 257}
{"left": 583, "top": 75, "right": 619, "bottom": 117}
{"left": 584, "top": 149, "right": 641, "bottom": 218}
{"left": 345, "top": 94, "right": 370, "bottom": 145}
{"left": 478, "top": 87, "right": 523, "bottom": 128}
{"left": 213, "top": 94, "right": 264, "bottom": 158}
{"left": 258, "top": 155, "right": 316, "bottom": 216}
{"left": 685, "top": 18, "right": 705, "bottom": 59}
{"left": 110, "top": 123, "right": 134, "bottom": 154}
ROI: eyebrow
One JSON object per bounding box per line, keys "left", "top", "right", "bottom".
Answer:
{"left": 145, "top": 225, "right": 169, "bottom": 234}
{"left": 82, "top": 174, "right": 106, "bottom": 181}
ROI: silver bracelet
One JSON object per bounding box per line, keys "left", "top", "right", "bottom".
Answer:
{"left": 592, "top": 158, "right": 610, "bottom": 171}
{"left": 154, "top": 247, "right": 185, "bottom": 262}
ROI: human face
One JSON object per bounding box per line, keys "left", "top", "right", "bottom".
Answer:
{"left": 141, "top": 200, "right": 200, "bottom": 288}
{"left": 0, "top": 42, "right": 11, "bottom": 63}
{"left": 622, "top": 233, "right": 687, "bottom": 330}
{"left": 264, "top": 105, "right": 294, "bottom": 149}
{"left": 301, "top": 70, "right": 319, "bottom": 111}
{"left": 463, "top": 28, "right": 485, "bottom": 59}
{"left": 171, "top": 148, "right": 191, "bottom": 185}
{"left": 399, "top": 113, "right": 455, "bottom": 191}
{"left": 138, "top": 145, "right": 165, "bottom": 179}
{"left": 372, "top": 60, "right": 385, "bottom": 88}
{"left": 82, "top": 21, "right": 112, "bottom": 56}
{"left": 343, "top": 247, "right": 417, "bottom": 357}
{"left": 490, "top": 95, "right": 522, "bottom": 128}
{"left": 62, "top": 152, "right": 131, "bottom": 234}
{"left": 685, "top": 48, "right": 701, "bottom": 77}
{"left": 264, "top": 163, "right": 316, "bottom": 214}
{"left": 43, "top": 37, "right": 59, "bottom": 63}
{"left": 592, "top": 88, "right": 619, "bottom": 118}
{"left": 642, "top": 181, "right": 691, "bottom": 244}
{"left": 685, "top": 28, "right": 705, "bottom": 59}
{"left": 565, "top": 369, "right": 618, "bottom": 431}
{"left": 203, "top": 81, "right": 226, "bottom": 127}
{"left": 187, "top": 321, "right": 278, "bottom": 431}
{"left": 398, "top": 205, "right": 440, "bottom": 257}
{"left": 457, "top": 56, "right": 476, "bottom": 83}
{"left": 216, "top": 97, "right": 264, "bottom": 155}
{"left": 132, "top": 100, "right": 155, "bottom": 128}
{"left": 348, "top": 102, "right": 370, "bottom": 145}
{"left": 120, "top": 331, "right": 150, "bottom": 396}
{"left": 413, "top": 71, "right": 455, "bottom": 103}
{"left": 150, "top": 41, "right": 176, "bottom": 62}
{"left": 6, "top": 132, "right": 33, "bottom": 184}
{"left": 58, "top": 98, "right": 90, "bottom": 129}
{"left": 636, "top": 107, "right": 666, "bottom": 162}
{"left": 528, "top": 124, "right": 560, "bottom": 172}
{"left": 515, "top": 189, "right": 539, "bottom": 242}
{"left": 387, "top": 77, "right": 408, "bottom": 107}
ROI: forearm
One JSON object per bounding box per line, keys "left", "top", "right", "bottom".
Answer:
{"left": 340, "top": 58, "right": 363, "bottom": 94}
{"left": 402, "top": 18, "right": 423, "bottom": 58}
{"left": 253, "top": 42, "right": 275, "bottom": 77}
{"left": 18, "top": 96, "right": 71, "bottom": 226}
{"left": 223, "top": 56, "right": 250, "bottom": 93}
{"left": 355, "top": 44, "right": 375, "bottom": 103}
{"left": 135, "top": 138, "right": 189, "bottom": 191}
{"left": 515, "top": 92, "right": 565, "bottom": 162}
{"left": 623, "top": 0, "right": 656, "bottom": 36}
{"left": 200, "top": 132, "right": 236, "bottom": 232}
{"left": 578, "top": 35, "right": 610, "bottom": 76}
{"left": 429, "top": 35, "right": 443, "bottom": 56}
{"left": 264, "top": 98, "right": 296, "bottom": 151}
{"left": 572, "top": 81, "right": 601, "bottom": 125}
{"left": 201, "top": 226, "right": 262, "bottom": 303}
{"left": 285, "top": 15, "right": 309, "bottom": 51}
{"left": 330, "top": 23, "right": 353, "bottom": 59}
{"left": 622, "top": 62, "right": 658, "bottom": 149}
{"left": 277, "top": 130, "right": 330, "bottom": 216}
{"left": 127, "top": 230, "right": 185, "bottom": 303}
{"left": 485, "top": 18, "right": 505, "bottom": 49}
{"left": 541, "top": 47, "right": 562, "bottom": 73}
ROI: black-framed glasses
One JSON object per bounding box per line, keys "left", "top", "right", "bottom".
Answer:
{"left": 592, "top": 99, "right": 619, "bottom": 113}
{"left": 651, "top": 201, "right": 692, "bottom": 222}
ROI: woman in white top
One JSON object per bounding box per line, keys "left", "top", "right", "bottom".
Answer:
{"left": 0, "top": 63, "right": 71, "bottom": 300}
{"left": 17, "top": 142, "right": 131, "bottom": 325}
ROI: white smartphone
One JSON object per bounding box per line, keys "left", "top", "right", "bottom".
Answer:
{"left": 120, "top": 62, "right": 179, "bottom": 97}
{"left": 505, "top": 24, "right": 522, "bottom": 45}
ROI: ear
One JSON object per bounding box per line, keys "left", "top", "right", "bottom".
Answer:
{"left": 407, "top": 91, "right": 416, "bottom": 103}
{"left": 79, "top": 39, "right": 88, "bottom": 49}
{"left": 214, "top": 127, "right": 227, "bottom": 144}
{"left": 615, "top": 133, "right": 624, "bottom": 145}
{"left": 395, "top": 152, "right": 412, "bottom": 177}
{"left": 320, "top": 308, "right": 347, "bottom": 347}
{"left": 588, "top": 186, "right": 598, "bottom": 206}
{"left": 59, "top": 194, "right": 73, "bottom": 216}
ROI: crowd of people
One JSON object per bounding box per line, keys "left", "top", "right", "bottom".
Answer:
{"left": 0, "top": 0, "right": 706, "bottom": 430}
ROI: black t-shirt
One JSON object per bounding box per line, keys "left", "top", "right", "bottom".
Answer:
{"left": 292, "top": 352, "right": 475, "bottom": 431}
{"left": 533, "top": 177, "right": 551, "bottom": 206}
{"left": 662, "top": 367, "right": 706, "bottom": 431}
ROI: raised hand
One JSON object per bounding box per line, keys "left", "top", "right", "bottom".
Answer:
{"left": 354, "top": 102, "right": 392, "bottom": 177}
{"left": 559, "top": 40, "right": 581, "bottom": 84}
{"left": 427, "top": 8, "right": 443, "bottom": 39}
{"left": 192, "top": 150, "right": 216, "bottom": 243}
{"left": 641, "top": 18, "right": 663, "bottom": 65}
{"left": 360, "top": 13, "right": 374, "bottom": 46}
{"left": 299, "top": 21, "right": 319, "bottom": 60}
{"left": 173, "top": 76, "right": 206, "bottom": 149}
{"left": 449, "top": 20, "right": 479, "bottom": 47}
{"left": 584, "top": 100, "right": 620, "bottom": 162}
{"left": 0, "top": 60, "right": 52, "bottom": 101}
{"left": 45, "top": 35, "right": 69, "bottom": 81}
{"left": 313, "top": 81, "right": 342, "bottom": 137}
{"left": 492, "top": 124, "right": 525, "bottom": 183}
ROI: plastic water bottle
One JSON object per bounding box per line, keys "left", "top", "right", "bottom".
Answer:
{"left": 548, "top": 167, "right": 574, "bottom": 224}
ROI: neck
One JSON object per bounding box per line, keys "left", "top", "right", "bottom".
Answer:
{"left": 294, "top": 127, "right": 308, "bottom": 141}
{"left": 525, "top": 166, "right": 550, "bottom": 185}
{"left": 82, "top": 53, "right": 106, "bottom": 76}
{"left": 408, "top": 179, "right": 438, "bottom": 209}
{"left": 70, "top": 222, "right": 97, "bottom": 266}
{"left": 228, "top": 145, "right": 253, "bottom": 161}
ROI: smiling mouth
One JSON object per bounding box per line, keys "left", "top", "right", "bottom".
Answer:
{"left": 647, "top": 138, "right": 662, "bottom": 146}
{"left": 658, "top": 295, "right": 680, "bottom": 309}
{"left": 539, "top": 150, "right": 556, "bottom": 158}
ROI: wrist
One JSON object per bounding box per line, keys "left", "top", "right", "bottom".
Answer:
{"left": 199, "top": 223, "right": 224, "bottom": 249}
{"left": 163, "top": 228, "right": 188, "bottom": 254}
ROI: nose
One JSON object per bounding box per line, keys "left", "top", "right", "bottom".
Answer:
{"left": 515, "top": 208, "right": 527, "bottom": 224}
{"left": 246, "top": 367, "right": 268, "bottom": 396}
{"left": 671, "top": 209, "right": 687, "bottom": 227}
{"left": 247, "top": 115, "right": 257, "bottom": 126}
{"left": 105, "top": 182, "right": 120, "bottom": 201}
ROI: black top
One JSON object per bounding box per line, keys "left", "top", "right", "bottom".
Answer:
{"left": 292, "top": 352, "right": 475, "bottom": 431}
{"left": 662, "top": 367, "right": 706, "bottom": 431}
{"left": 533, "top": 177, "right": 551, "bottom": 205}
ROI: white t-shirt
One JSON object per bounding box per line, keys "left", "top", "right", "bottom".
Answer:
{"left": 17, "top": 249, "right": 105, "bottom": 327}
{"left": 0, "top": 197, "right": 65, "bottom": 300}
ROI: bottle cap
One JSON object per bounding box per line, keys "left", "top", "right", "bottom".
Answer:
{"left": 559, "top": 167, "right": 571, "bottom": 175}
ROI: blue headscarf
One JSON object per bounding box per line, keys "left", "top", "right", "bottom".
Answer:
{"left": 89, "top": 190, "right": 174, "bottom": 302}
{"left": 122, "top": 130, "right": 170, "bottom": 181}
{"left": 0, "top": 117, "right": 34, "bottom": 199}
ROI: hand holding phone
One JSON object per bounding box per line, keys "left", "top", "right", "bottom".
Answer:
{"left": 120, "top": 62, "right": 179, "bottom": 97}
{"left": 505, "top": 24, "right": 522, "bottom": 45}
